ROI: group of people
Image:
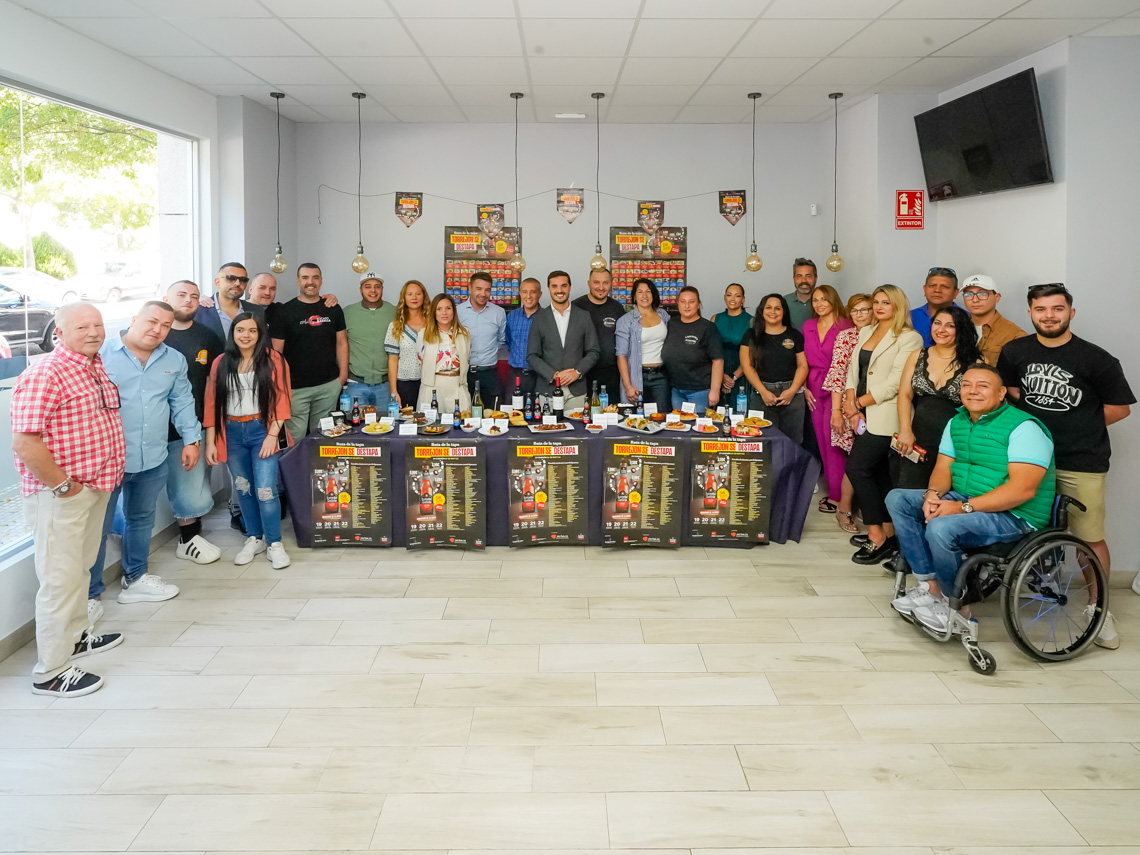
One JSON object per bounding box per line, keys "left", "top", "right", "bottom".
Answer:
{"left": 11, "top": 254, "right": 1134, "bottom": 697}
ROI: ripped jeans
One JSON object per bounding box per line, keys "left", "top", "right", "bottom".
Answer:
{"left": 224, "top": 418, "right": 282, "bottom": 545}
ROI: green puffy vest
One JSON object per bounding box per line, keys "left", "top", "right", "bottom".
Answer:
{"left": 948, "top": 402, "right": 1056, "bottom": 529}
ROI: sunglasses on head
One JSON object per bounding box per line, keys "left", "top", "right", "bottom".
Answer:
{"left": 927, "top": 267, "right": 957, "bottom": 278}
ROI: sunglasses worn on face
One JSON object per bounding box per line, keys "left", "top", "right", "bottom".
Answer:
{"left": 223, "top": 274, "right": 250, "bottom": 285}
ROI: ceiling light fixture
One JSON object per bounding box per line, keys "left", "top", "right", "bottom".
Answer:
{"left": 589, "top": 92, "right": 607, "bottom": 273}
{"left": 509, "top": 92, "right": 527, "bottom": 274}
{"left": 554, "top": 112, "right": 587, "bottom": 119}
{"left": 745, "top": 92, "right": 763, "bottom": 273}
{"left": 350, "top": 92, "right": 370, "bottom": 275}
{"left": 269, "top": 92, "right": 288, "bottom": 274}
{"left": 826, "top": 92, "right": 845, "bottom": 273}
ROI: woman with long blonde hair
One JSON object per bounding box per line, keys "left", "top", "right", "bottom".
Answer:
{"left": 416, "top": 293, "right": 471, "bottom": 414}
{"left": 385, "top": 280, "right": 430, "bottom": 408}
{"left": 843, "top": 283, "right": 922, "bottom": 564}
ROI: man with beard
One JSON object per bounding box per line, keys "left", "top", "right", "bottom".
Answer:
{"left": 194, "top": 262, "right": 262, "bottom": 342}
{"left": 162, "top": 281, "right": 224, "bottom": 564}
{"left": 246, "top": 272, "right": 278, "bottom": 307}
{"left": 998, "top": 283, "right": 1135, "bottom": 648}
{"left": 784, "top": 257, "right": 817, "bottom": 332}
{"left": 572, "top": 267, "right": 625, "bottom": 403}
{"left": 911, "top": 267, "right": 960, "bottom": 347}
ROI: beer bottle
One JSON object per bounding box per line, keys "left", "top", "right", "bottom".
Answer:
{"left": 350, "top": 397, "right": 361, "bottom": 426}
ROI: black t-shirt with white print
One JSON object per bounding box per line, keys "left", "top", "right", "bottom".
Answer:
{"left": 997, "top": 333, "right": 1135, "bottom": 473}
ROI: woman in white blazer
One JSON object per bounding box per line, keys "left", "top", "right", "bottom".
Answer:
{"left": 843, "top": 284, "right": 922, "bottom": 565}
{"left": 416, "top": 293, "right": 472, "bottom": 415}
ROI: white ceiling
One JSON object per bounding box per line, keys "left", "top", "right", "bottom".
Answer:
{"left": 16, "top": 0, "right": 1140, "bottom": 123}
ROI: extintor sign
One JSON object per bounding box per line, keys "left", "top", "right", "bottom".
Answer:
{"left": 395, "top": 192, "right": 422, "bottom": 228}
{"left": 896, "top": 190, "right": 924, "bottom": 230}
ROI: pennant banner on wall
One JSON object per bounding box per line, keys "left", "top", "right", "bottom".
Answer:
{"left": 477, "top": 203, "right": 505, "bottom": 238}
{"left": 556, "top": 189, "right": 584, "bottom": 224}
{"left": 395, "top": 192, "right": 422, "bottom": 228}
{"left": 719, "top": 190, "right": 746, "bottom": 226}
{"left": 637, "top": 200, "right": 664, "bottom": 235}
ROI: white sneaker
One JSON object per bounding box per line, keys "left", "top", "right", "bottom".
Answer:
{"left": 1086, "top": 605, "right": 1120, "bottom": 650}
{"left": 175, "top": 534, "right": 221, "bottom": 565}
{"left": 891, "top": 581, "right": 937, "bottom": 615}
{"left": 117, "top": 573, "right": 180, "bottom": 604}
{"left": 87, "top": 599, "right": 104, "bottom": 626}
{"left": 267, "top": 542, "right": 291, "bottom": 570}
{"left": 234, "top": 536, "right": 267, "bottom": 566}
{"left": 913, "top": 597, "right": 951, "bottom": 633}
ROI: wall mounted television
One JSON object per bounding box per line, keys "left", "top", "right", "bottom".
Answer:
{"left": 914, "top": 68, "right": 1053, "bottom": 202}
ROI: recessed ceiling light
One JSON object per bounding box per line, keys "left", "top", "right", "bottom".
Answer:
{"left": 554, "top": 112, "right": 587, "bottom": 119}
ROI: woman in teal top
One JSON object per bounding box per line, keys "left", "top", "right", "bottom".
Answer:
{"left": 712, "top": 283, "right": 752, "bottom": 407}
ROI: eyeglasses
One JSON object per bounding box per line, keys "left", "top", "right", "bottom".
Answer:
{"left": 849, "top": 307, "right": 873, "bottom": 315}
{"left": 95, "top": 377, "right": 120, "bottom": 411}
{"left": 928, "top": 267, "right": 957, "bottom": 278}
{"left": 223, "top": 274, "right": 251, "bottom": 285}
{"left": 961, "top": 290, "right": 995, "bottom": 299}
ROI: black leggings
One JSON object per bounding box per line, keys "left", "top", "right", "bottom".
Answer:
{"left": 845, "top": 431, "right": 900, "bottom": 527}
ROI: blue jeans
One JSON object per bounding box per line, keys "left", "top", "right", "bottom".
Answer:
{"left": 224, "top": 418, "right": 282, "bottom": 544}
{"left": 166, "top": 439, "right": 214, "bottom": 519}
{"left": 671, "top": 388, "right": 710, "bottom": 411}
{"left": 88, "top": 463, "right": 168, "bottom": 599}
{"left": 886, "top": 488, "right": 1032, "bottom": 594}
{"left": 345, "top": 380, "right": 391, "bottom": 411}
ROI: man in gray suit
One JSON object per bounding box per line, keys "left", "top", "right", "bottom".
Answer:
{"left": 527, "top": 270, "right": 600, "bottom": 412}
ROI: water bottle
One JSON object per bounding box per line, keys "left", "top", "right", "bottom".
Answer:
{"left": 635, "top": 392, "right": 644, "bottom": 416}
{"left": 599, "top": 384, "right": 610, "bottom": 410}
{"left": 387, "top": 399, "right": 398, "bottom": 421}
{"left": 339, "top": 384, "right": 351, "bottom": 413}
{"left": 735, "top": 383, "right": 748, "bottom": 415}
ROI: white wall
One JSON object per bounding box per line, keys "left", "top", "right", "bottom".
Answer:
{"left": 935, "top": 41, "right": 1069, "bottom": 290}
{"left": 828, "top": 96, "right": 880, "bottom": 298}
{"left": 1064, "top": 36, "right": 1140, "bottom": 573}
{"left": 294, "top": 122, "right": 830, "bottom": 312}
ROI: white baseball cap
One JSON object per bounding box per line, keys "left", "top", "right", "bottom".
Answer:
{"left": 961, "top": 274, "right": 998, "bottom": 294}
{"left": 359, "top": 272, "right": 384, "bottom": 284}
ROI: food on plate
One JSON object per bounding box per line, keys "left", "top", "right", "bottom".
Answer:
{"left": 422, "top": 424, "right": 449, "bottom": 434}
{"left": 603, "top": 404, "right": 619, "bottom": 413}
{"left": 585, "top": 423, "right": 605, "bottom": 432}
{"left": 400, "top": 406, "right": 414, "bottom": 415}
{"left": 459, "top": 410, "right": 472, "bottom": 419}
{"left": 321, "top": 424, "right": 351, "bottom": 437}
{"left": 567, "top": 410, "right": 585, "bottom": 419}
{"left": 671, "top": 409, "right": 697, "bottom": 421}
{"left": 532, "top": 422, "right": 568, "bottom": 431}
{"left": 733, "top": 424, "right": 763, "bottom": 437}
{"left": 361, "top": 422, "right": 393, "bottom": 435}
{"left": 509, "top": 410, "right": 527, "bottom": 427}
{"left": 649, "top": 412, "right": 666, "bottom": 422}
{"left": 664, "top": 421, "right": 689, "bottom": 431}
{"left": 741, "top": 416, "right": 772, "bottom": 428}
{"left": 486, "top": 410, "right": 507, "bottom": 419}
{"left": 361, "top": 404, "right": 377, "bottom": 416}
{"left": 624, "top": 416, "right": 651, "bottom": 430}
{"left": 695, "top": 424, "right": 720, "bottom": 433}
{"left": 705, "top": 409, "right": 725, "bottom": 422}
{"left": 486, "top": 425, "right": 504, "bottom": 435}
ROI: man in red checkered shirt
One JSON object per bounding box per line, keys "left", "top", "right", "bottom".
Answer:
{"left": 11, "top": 303, "right": 126, "bottom": 698}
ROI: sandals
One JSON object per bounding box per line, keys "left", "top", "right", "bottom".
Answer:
{"left": 837, "top": 510, "right": 859, "bottom": 533}
{"left": 817, "top": 498, "right": 837, "bottom": 514}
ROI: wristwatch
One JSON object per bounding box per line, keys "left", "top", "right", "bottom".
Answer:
{"left": 962, "top": 501, "right": 975, "bottom": 514}
{"left": 51, "top": 478, "right": 73, "bottom": 498}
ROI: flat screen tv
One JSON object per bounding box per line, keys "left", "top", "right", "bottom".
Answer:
{"left": 914, "top": 68, "right": 1053, "bottom": 202}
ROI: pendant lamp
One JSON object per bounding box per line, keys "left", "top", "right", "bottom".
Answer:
{"left": 269, "top": 92, "right": 288, "bottom": 274}
{"left": 589, "top": 92, "right": 607, "bottom": 272}
{"left": 745, "top": 92, "right": 763, "bottom": 272}
{"left": 509, "top": 92, "right": 527, "bottom": 274}
{"left": 350, "top": 92, "right": 370, "bottom": 274}
{"left": 826, "top": 92, "right": 845, "bottom": 273}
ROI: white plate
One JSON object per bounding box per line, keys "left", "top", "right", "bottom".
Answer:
{"left": 478, "top": 425, "right": 509, "bottom": 437}
{"left": 618, "top": 421, "right": 664, "bottom": 435}
{"left": 361, "top": 422, "right": 394, "bottom": 435}
{"left": 527, "top": 423, "right": 574, "bottom": 434}
{"left": 661, "top": 422, "right": 691, "bottom": 433}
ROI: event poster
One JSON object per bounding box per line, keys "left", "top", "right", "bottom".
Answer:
{"left": 477, "top": 203, "right": 506, "bottom": 237}
{"left": 556, "top": 188, "right": 584, "bottom": 223}
{"left": 309, "top": 440, "right": 392, "bottom": 547}
{"left": 719, "top": 190, "right": 746, "bottom": 226}
{"left": 395, "top": 192, "right": 422, "bottom": 227}
{"left": 688, "top": 437, "right": 770, "bottom": 544}
{"left": 405, "top": 440, "right": 486, "bottom": 550}
{"left": 602, "top": 437, "right": 684, "bottom": 548}
{"left": 507, "top": 438, "right": 588, "bottom": 547}
{"left": 637, "top": 200, "right": 664, "bottom": 234}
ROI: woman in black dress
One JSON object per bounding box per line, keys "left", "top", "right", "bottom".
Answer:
{"left": 894, "top": 305, "right": 980, "bottom": 489}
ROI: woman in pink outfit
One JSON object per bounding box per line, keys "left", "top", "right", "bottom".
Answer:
{"left": 802, "top": 285, "right": 853, "bottom": 517}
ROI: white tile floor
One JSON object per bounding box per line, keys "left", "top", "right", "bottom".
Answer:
{"left": 1, "top": 509, "right": 1139, "bottom": 854}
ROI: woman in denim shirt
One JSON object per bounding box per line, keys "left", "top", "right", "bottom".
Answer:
{"left": 616, "top": 278, "right": 671, "bottom": 408}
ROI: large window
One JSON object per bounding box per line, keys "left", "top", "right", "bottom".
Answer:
{"left": 0, "top": 83, "right": 197, "bottom": 554}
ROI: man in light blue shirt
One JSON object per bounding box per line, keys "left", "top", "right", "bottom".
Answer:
{"left": 456, "top": 271, "right": 506, "bottom": 407}
{"left": 88, "top": 301, "right": 201, "bottom": 609}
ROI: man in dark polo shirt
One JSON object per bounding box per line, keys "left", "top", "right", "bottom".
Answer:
{"left": 572, "top": 267, "right": 625, "bottom": 403}
{"left": 271, "top": 263, "right": 347, "bottom": 442}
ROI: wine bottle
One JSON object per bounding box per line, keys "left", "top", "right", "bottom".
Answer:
{"left": 552, "top": 377, "right": 564, "bottom": 413}
{"left": 472, "top": 381, "right": 484, "bottom": 420}
{"left": 590, "top": 381, "right": 601, "bottom": 417}
{"left": 511, "top": 376, "right": 524, "bottom": 410}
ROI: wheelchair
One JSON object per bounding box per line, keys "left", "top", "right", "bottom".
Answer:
{"left": 891, "top": 495, "right": 1109, "bottom": 675}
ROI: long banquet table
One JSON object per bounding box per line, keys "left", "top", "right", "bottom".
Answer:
{"left": 279, "top": 420, "right": 820, "bottom": 549}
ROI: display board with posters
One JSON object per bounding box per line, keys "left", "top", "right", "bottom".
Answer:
{"left": 309, "top": 440, "right": 393, "bottom": 547}
{"left": 443, "top": 226, "right": 522, "bottom": 308}
{"left": 507, "top": 438, "right": 589, "bottom": 546}
{"left": 608, "top": 226, "right": 687, "bottom": 306}
{"left": 688, "top": 437, "right": 770, "bottom": 545}
{"left": 405, "top": 440, "right": 487, "bottom": 550}
{"left": 602, "top": 436, "right": 685, "bottom": 548}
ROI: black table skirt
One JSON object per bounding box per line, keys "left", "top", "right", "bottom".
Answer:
{"left": 280, "top": 422, "right": 820, "bottom": 549}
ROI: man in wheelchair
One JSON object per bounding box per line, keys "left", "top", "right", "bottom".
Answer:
{"left": 885, "top": 363, "right": 1055, "bottom": 632}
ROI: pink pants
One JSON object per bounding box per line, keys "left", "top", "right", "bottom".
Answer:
{"left": 808, "top": 371, "right": 847, "bottom": 503}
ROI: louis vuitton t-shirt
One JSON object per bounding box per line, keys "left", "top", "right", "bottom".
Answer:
{"left": 997, "top": 334, "right": 1135, "bottom": 473}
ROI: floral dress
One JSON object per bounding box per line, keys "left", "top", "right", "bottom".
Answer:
{"left": 822, "top": 326, "right": 859, "bottom": 453}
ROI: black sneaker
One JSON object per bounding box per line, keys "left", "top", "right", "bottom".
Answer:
{"left": 852, "top": 536, "right": 899, "bottom": 565}
{"left": 72, "top": 631, "right": 125, "bottom": 660}
{"left": 32, "top": 666, "right": 104, "bottom": 697}
{"left": 230, "top": 512, "right": 246, "bottom": 534}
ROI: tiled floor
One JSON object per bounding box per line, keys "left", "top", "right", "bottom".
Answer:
{"left": 1, "top": 509, "right": 1139, "bottom": 854}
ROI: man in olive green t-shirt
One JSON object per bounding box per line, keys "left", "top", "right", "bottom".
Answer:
{"left": 344, "top": 272, "right": 397, "bottom": 410}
